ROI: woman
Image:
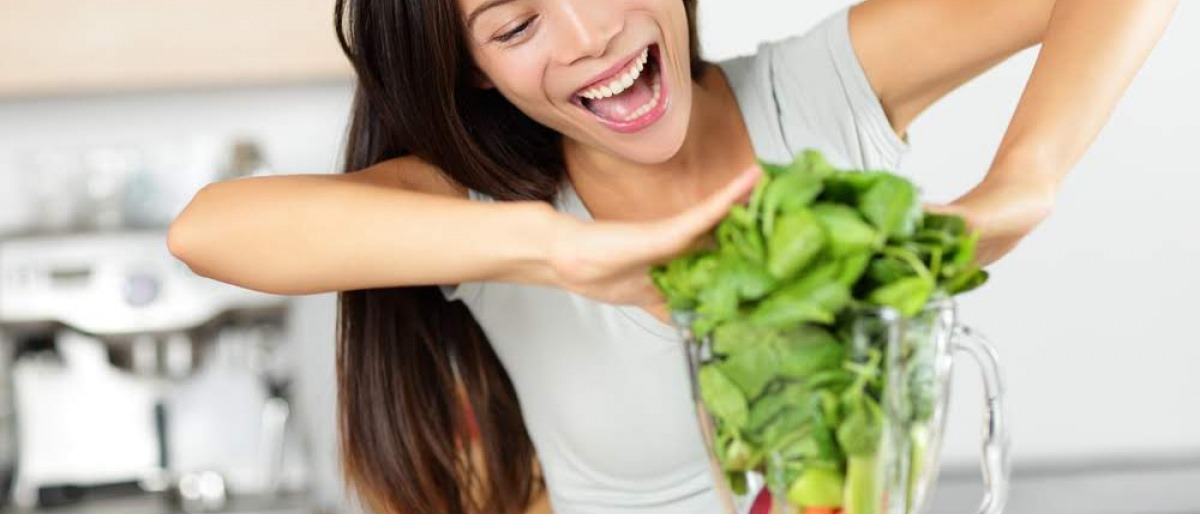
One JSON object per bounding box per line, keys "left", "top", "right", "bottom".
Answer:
{"left": 168, "top": 1, "right": 1176, "bottom": 513}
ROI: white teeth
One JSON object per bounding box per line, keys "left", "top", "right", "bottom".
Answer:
{"left": 621, "top": 80, "right": 662, "bottom": 122}
{"left": 578, "top": 47, "right": 651, "bottom": 100}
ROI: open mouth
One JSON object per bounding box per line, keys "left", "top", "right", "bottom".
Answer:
{"left": 571, "top": 44, "right": 668, "bottom": 133}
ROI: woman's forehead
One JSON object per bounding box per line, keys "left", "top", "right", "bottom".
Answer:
{"left": 461, "top": 0, "right": 520, "bottom": 26}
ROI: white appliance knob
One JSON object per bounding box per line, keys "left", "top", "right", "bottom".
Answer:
{"left": 122, "top": 272, "right": 161, "bottom": 307}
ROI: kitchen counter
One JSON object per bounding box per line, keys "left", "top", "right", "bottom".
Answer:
{"left": 929, "top": 457, "right": 1200, "bottom": 514}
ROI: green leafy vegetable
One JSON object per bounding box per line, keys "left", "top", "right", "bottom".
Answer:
{"left": 858, "top": 173, "right": 921, "bottom": 241}
{"left": 651, "top": 149, "right": 992, "bottom": 514}
{"left": 767, "top": 209, "right": 827, "bottom": 280}
{"left": 699, "top": 366, "right": 749, "bottom": 430}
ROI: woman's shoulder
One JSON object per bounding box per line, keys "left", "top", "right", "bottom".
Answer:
{"left": 340, "top": 154, "right": 470, "bottom": 200}
{"left": 714, "top": 7, "right": 908, "bottom": 171}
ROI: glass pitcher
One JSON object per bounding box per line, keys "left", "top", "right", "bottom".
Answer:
{"left": 673, "top": 296, "right": 1009, "bottom": 514}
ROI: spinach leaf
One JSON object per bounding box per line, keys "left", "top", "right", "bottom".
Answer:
{"left": 699, "top": 366, "right": 749, "bottom": 430}
{"left": 921, "top": 212, "right": 967, "bottom": 235}
{"left": 751, "top": 263, "right": 850, "bottom": 327}
{"left": 837, "top": 250, "right": 875, "bottom": 287}
{"left": 866, "top": 253, "right": 915, "bottom": 285}
{"left": 718, "top": 206, "right": 766, "bottom": 264}
{"left": 836, "top": 395, "right": 884, "bottom": 457}
{"left": 712, "top": 320, "right": 784, "bottom": 355}
{"left": 858, "top": 173, "right": 921, "bottom": 241}
{"left": 747, "top": 382, "right": 810, "bottom": 438}
{"left": 775, "top": 328, "right": 846, "bottom": 379}
{"left": 762, "top": 175, "right": 825, "bottom": 245}
{"left": 767, "top": 208, "right": 827, "bottom": 280}
{"left": 812, "top": 203, "right": 881, "bottom": 257}
{"left": 868, "top": 275, "right": 935, "bottom": 318}
{"left": 722, "top": 256, "right": 777, "bottom": 302}
{"left": 945, "top": 268, "right": 989, "bottom": 295}
{"left": 718, "top": 342, "right": 780, "bottom": 400}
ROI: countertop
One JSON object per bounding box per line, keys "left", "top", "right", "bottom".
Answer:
{"left": 929, "top": 458, "right": 1200, "bottom": 514}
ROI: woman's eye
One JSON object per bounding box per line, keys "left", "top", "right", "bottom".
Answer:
{"left": 495, "top": 17, "right": 535, "bottom": 43}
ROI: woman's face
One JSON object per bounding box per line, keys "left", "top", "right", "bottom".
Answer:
{"left": 460, "top": 0, "right": 694, "bottom": 164}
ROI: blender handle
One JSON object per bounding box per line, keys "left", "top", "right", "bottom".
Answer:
{"left": 952, "top": 324, "right": 1011, "bottom": 514}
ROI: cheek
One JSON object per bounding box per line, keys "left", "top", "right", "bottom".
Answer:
{"left": 484, "top": 52, "right": 558, "bottom": 116}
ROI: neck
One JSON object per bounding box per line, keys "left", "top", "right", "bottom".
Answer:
{"left": 562, "top": 67, "right": 755, "bottom": 221}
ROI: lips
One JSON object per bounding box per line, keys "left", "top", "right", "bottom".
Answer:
{"left": 576, "top": 47, "right": 650, "bottom": 101}
{"left": 569, "top": 44, "right": 669, "bottom": 134}
{"left": 574, "top": 45, "right": 653, "bottom": 98}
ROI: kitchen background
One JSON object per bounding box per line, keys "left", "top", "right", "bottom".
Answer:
{"left": 0, "top": 1, "right": 1195, "bottom": 513}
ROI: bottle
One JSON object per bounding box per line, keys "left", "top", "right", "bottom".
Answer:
{"left": 218, "top": 139, "right": 273, "bottom": 182}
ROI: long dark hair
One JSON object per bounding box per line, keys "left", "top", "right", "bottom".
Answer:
{"left": 333, "top": 2, "right": 708, "bottom": 513}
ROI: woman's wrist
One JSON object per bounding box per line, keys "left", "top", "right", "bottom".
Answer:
{"left": 500, "top": 200, "right": 574, "bottom": 289}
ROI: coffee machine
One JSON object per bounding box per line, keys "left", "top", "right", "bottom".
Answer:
{"left": 0, "top": 230, "right": 312, "bottom": 511}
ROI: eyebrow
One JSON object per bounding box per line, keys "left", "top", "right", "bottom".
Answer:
{"left": 466, "top": 0, "right": 519, "bottom": 30}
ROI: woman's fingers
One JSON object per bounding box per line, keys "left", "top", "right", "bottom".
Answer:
{"left": 558, "top": 166, "right": 763, "bottom": 306}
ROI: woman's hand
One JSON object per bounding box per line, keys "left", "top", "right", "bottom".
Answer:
{"left": 545, "top": 165, "right": 763, "bottom": 307}
{"left": 925, "top": 172, "right": 1059, "bottom": 266}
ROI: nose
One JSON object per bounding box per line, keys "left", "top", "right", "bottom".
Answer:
{"left": 550, "top": 0, "right": 623, "bottom": 66}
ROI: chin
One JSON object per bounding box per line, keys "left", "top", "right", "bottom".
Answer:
{"left": 617, "top": 123, "right": 690, "bottom": 164}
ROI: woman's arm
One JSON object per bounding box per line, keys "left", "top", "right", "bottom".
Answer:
{"left": 982, "top": 0, "right": 1179, "bottom": 187}
{"left": 937, "top": 0, "right": 1178, "bottom": 264}
{"left": 167, "top": 158, "right": 560, "bottom": 296}
{"left": 850, "top": 0, "right": 1057, "bottom": 137}
{"left": 851, "top": 0, "right": 1178, "bottom": 263}
{"left": 168, "top": 157, "right": 763, "bottom": 303}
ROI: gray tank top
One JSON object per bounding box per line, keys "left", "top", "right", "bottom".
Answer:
{"left": 441, "top": 8, "right": 908, "bottom": 514}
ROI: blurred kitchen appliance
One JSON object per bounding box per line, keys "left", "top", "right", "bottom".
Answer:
{"left": 0, "top": 231, "right": 311, "bottom": 510}
{"left": 3, "top": 137, "right": 271, "bottom": 238}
